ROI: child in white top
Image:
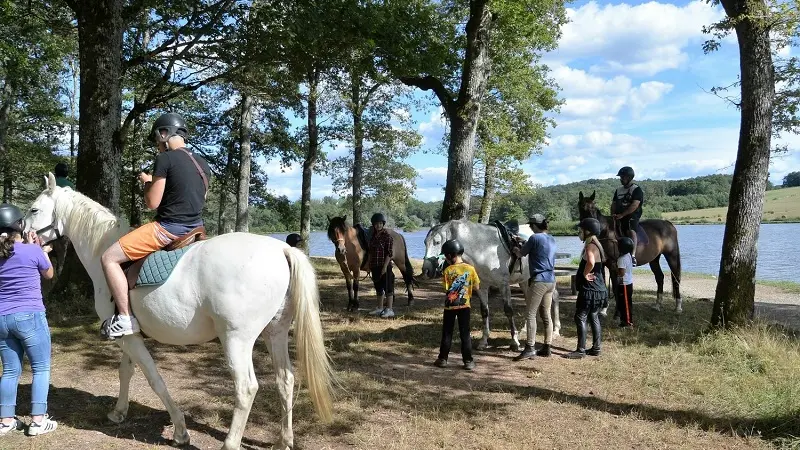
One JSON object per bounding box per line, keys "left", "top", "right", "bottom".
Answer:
{"left": 616, "top": 237, "right": 635, "bottom": 328}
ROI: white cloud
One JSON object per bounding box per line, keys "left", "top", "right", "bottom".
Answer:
{"left": 552, "top": 0, "right": 724, "bottom": 76}
{"left": 419, "top": 107, "right": 447, "bottom": 133}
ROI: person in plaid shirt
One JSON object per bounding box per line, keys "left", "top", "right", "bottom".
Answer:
{"left": 366, "top": 213, "right": 395, "bottom": 318}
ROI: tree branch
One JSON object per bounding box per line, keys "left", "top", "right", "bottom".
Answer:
{"left": 399, "top": 76, "right": 455, "bottom": 117}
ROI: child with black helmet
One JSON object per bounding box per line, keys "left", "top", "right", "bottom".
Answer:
{"left": 434, "top": 239, "right": 480, "bottom": 371}
{"left": 366, "top": 212, "right": 395, "bottom": 318}
{"left": 616, "top": 237, "right": 635, "bottom": 328}
{"left": 565, "top": 218, "right": 608, "bottom": 359}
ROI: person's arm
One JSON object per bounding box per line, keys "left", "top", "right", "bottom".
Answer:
{"left": 33, "top": 240, "right": 54, "bottom": 280}
{"left": 518, "top": 236, "right": 536, "bottom": 257}
{"left": 381, "top": 235, "right": 393, "bottom": 275}
{"left": 471, "top": 269, "right": 481, "bottom": 294}
{"left": 143, "top": 176, "right": 166, "bottom": 209}
{"left": 584, "top": 244, "right": 596, "bottom": 280}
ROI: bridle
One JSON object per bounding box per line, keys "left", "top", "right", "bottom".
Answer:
{"left": 29, "top": 209, "right": 64, "bottom": 245}
{"left": 331, "top": 226, "right": 347, "bottom": 256}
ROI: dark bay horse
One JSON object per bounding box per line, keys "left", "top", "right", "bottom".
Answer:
{"left": 326, "top": 216, "right": 417, "bottom": 311}
{"left": 578, "top": 191, "right": 683, "bottom": 312}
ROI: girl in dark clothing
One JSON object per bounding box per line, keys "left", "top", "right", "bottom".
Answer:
{"left": 565, "top": 218, "right": 607, "bottom": 359}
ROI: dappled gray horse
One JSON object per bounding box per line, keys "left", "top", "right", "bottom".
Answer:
{"left": 421, "top": 220, "right": 562, "bottom": 351}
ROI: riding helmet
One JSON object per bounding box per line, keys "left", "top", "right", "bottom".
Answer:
{"left": 617, "top": 166, "right": 635, "bottom": 178}
{"left": 618, "top": 237, "right": 635, "bottom": 255}
{"left": 371, "top": 213, "right": 387, "bottom": 225}
{"left": 285, "top": 233, "right": 303, "bottom": 247}
{"left": 577, "top": 218, "right": 603, "bottom": 237}
{"left": 0, "top": 204, "right": 24, "bottom": 232}
{"left": 441, "top": 239, "right": 464, "bottom": 256}
{"left": 150, "top": 113, "right": 189, "bottom": 143}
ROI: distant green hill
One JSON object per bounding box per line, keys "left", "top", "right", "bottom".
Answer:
{"left": 663, "top": 186, "right": 800, "bottom": 224}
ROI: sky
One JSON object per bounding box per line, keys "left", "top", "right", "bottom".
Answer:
{"left": 263, "top": 0, "right": 800, "bottom": 202}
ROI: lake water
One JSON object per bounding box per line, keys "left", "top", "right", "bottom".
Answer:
{"left": 270, "top": 223, "right": 800, "bottom": 282}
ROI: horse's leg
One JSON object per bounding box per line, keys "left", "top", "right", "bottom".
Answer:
{"left": 218, "top": 332, "right": 259, "bottom": 450}
{"left": 649, "top": 256, "right": 665, "bottom": 311}
{"left": 352, "top": 270, "right": 360, "bottom": 311}
{"left": 475, "top": 287, "right": 490, "bottom": 350}
{"left": 503, "top": 283, "right": 520, "bottom": 352}
{"left": 519, "top": 280, "right": 529, "bottom": 345}
{"left": 664, "top": 250, "right": 683, "bottom": 313}
{"left": 551, "top": 285, "right": 562, "bottom": 337}
{"left": 264, "top": 327, "right": 294, "bottom": 450}
{"left": 107, "top": 353, "right": 134, "bottom": 423}
{"left": 118, "top": 335, "right": 189, "bottom": 445}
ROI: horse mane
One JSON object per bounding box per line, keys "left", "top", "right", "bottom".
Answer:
{"left": 326, "top": 216, "right": 347, "bottom": 244}
{"left": 57, "top": 189, "right": 125, "bottom": 256}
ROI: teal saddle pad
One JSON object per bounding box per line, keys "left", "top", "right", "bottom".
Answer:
{"left": 134, "top": 245, "right": 192, "bottom": 287}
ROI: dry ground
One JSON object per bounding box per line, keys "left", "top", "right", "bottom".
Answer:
{"left": 1, "top": 258, "right": 799, "bottom": 450}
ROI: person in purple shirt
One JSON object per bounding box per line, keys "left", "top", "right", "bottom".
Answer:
{"left": 0, "top": 204, "right": 57, "bottom": 436}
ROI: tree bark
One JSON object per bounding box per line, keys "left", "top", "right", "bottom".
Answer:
{"left": 69, "top": 56, "right": 78, "bottom": 162}
{"left": 236, "top": 94, "right": 254, "bottom": 232}
{"left": 299, "top": 70, "right": 319, "bottom": 253}
{"left": 401, "top": 0, "right": 492, "bottom": 222}
{"left": 351, "top": 75, "right": 364, "bottom": 224}
{"left": 128, "top": 115, "right": 143, "bottom": 227}
{"left": 0, "top": 82, "right": 12, "bottom": 204}
{"left": 478, "top": 158, "right": 496, "bottom": 223}
{"left": 218, "top": 140, "right": 235, "bottom": 235}
{"left": 73, "top": 0, "right": 124, "bottom": 213}
{"left": 711, "top": 0, "right": 775, "bottom": 328}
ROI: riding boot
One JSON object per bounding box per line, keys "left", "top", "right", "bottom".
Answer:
{"left": 536, "top": 344, "right": 551, "bottom": 357}
{"left": 630, "top": 231, "right": 638, "bottom": 266}
{"left": 513, "top": 344, "right": 536, "bottom": 361}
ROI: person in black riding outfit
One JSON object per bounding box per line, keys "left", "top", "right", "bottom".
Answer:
{"left": 564, "top": 218, "right": 607, "bottom": 359}
{"left": 285, "top": 233, "right": 303, "bottom": 248}
{"left": 611, "top": 166, "right": 643, "bottom": 266}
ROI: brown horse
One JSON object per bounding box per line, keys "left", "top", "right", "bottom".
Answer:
{"left": 578, "top": 191, "right": 683, "bottom": 312}
{"left": 326, "top": 216, "right": 417, "bottom": 311}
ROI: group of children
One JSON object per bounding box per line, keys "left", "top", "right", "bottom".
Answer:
{"left": 362, "top": 213, "right": 637, "bottom": 369}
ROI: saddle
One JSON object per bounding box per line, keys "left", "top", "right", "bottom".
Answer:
{"left": 123, "top": 226, "right": 207, "bottom": 290}
{"left": 491, "top": 220, "right": 527, "bottom": 274}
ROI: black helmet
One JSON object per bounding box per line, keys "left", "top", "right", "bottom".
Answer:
{"left": 150, "top": 113, "right": 189, "bottom": 143}
{"left": 285, "top": 233, "right": 303, "bottom": 247}
{"left": 54, "top": 162, "right": 69, "bottom": 178}
{"left": 577, "top": 218, "right": 603, "bottom": 237}
{"left": 0, "top": 204, "right": 24, "bottom": 231}
{"left": 617, "top": 166, "right": 635, "bottom": 178}
{"left": 441, "top": 239, "right": 464, "bottom": 256}
{"left": 618, "top": 237, "right": 635, "bottom": 255}
{"left": 371, "top": 213, "right": 386, "bottom": 225}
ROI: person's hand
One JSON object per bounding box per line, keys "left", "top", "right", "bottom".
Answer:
{"left": 42, "top": 244, "right": 52, "bottom": 253}
{"left": 612, "top": 214, "right": 621, "bottom": 220}
{"left": 26, "top": 231, "right": 41, "bottom": 246}
{"left": 512, "top": 247, "right": 521, "bottom": 257}
{"left": 585, "top": 272, "right": 596, "bottom": 282}
{"left": 138, "top": 172, "right": 153, "bottom": 184}
{"left": 381, "top": 267, "right": 387, "bottom": 277}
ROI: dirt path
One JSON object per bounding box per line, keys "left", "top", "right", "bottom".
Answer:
{"left": 633, "top": 273, "right": 800, "bottom": 329}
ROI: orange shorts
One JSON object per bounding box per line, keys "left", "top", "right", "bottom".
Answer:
{"left": 119, "top": 222, "right": 178, "bottom": 261}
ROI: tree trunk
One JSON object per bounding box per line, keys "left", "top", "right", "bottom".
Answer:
{"left": 218, "top": 140, "right": 235, "bottom": 235}
{"left": 299, "top": 70, "right": 320, "bottom": 253}
{"left": 351, "top": 76, "right": 364, "bottom": 225}
{"left": 0, "top": 82, "right": 12, "bottom": 204}
{"left": 69, "top": 56, "right": 78, "bottom": 162}
{"left": 711, "top": 0, "right": 775, "bottom": 328}
{"left": 73, "top": 0, "right": 124, "bottom": 213}
{"left": 236, "top": 94, "right": 254, "bottom": 232}
{"left": 128, "top": 115, "right": 143, "bottom": 227}
{"left": 478, "top": 158, "right": 496, "bottom": 223}
{"left": 441, "top": 0, "right": 492, "bottom": 222}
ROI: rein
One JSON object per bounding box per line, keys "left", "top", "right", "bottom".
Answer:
{"left": 34, "top": 212, "right": 64, "bottom": 245}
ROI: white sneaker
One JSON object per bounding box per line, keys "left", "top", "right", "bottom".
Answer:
{"left": 27, "top": 415, "right": 57, "bottom": 436}
{"left": 100, "top": 314, "right": 141, "bottom": 339}
{"left": 0, "top": 417, "right": 22, "bottom": 435}
{"left": 380, "top": 308, "right": 395, "bottom": 318}
{"left": 368, "top": 308, "right": 384, "bottom": 316}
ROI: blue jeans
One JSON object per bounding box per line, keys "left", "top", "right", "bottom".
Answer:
{"left": 0, "top": 311, "right": 51, "bottom": 417}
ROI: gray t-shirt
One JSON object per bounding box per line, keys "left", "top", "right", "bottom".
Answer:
{"left": 520, "top": 233, "right": 557, "bottom": 283}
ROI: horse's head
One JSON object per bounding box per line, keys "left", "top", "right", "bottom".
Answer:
{"left": 421, "top": 223, "right": 449, "bottom": 279}
{"left": 25, "top": 173, "right": 66, "bottom": 244}
{"left": 326, "top": 215, "right": 348, "bottom": 254}
{"left": 578, "top": 190, "right": 598, "bottom": 220}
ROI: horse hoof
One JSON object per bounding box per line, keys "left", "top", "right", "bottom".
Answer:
{"left": 475, "top": 341, "right": 488, "bottom": 350}
{"left": 675, "top": 307, "right": 683, "bottom": 314}
{"left": 651, "top": 304, "right": 662, "bottom": 312}
{"left": 553, "top": 329, "right": 561, "bottom": 337}
{"left": 172, "top": 429, "right": 190, "bottom": 447}
{"left": 107, "top": 410, "right": 126, "bottom": 424}
{"left": 510, "top": 342, "right": 521, "bottom": 352}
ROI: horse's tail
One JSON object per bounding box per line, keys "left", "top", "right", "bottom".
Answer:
{"left": 400, "top": 234, "right": 419, "bottom": 288}
{"left": 283, "top": 247, "right": 334, "bottom": 422}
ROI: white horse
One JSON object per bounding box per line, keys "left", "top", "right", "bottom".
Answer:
{"left": 25, "top": 174, "right": 333, "bottom": 450}
{"left": 421, "top": 220, "right": 561, "bottom": 351}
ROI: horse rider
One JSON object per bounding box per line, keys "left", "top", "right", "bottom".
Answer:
{"left": 54, "top": 163, "right": 75, "bottom": 190}
{"left": 611, "top": 166, "right": 643, "bottom": 266}
{"left": 286, "top": 233, "right": 303, "bottom": 248}
{"left": 100, "top": 113, "right": 211, "bottom": 339}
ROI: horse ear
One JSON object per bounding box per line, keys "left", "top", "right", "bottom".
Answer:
{"left": 326, "top": 214, "right": 331, "bottom": 222}
{"left": 343, "top": 215, "right": 347, "bottom": 222}
{"left": 46, "top": 173, "right": 57, "bottom": 193}
{"left": 589, "top": 190, "right": 596, "bottom": 201}
{"left": 579, "top": 191, "right": 584, "bottom": 201}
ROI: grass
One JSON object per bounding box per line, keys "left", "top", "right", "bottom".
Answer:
{"left": 663, "top": 186, "right": 800, "bottom": 224}
{"left": 5, "top": 256, "right": 800, "bottom": 449}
